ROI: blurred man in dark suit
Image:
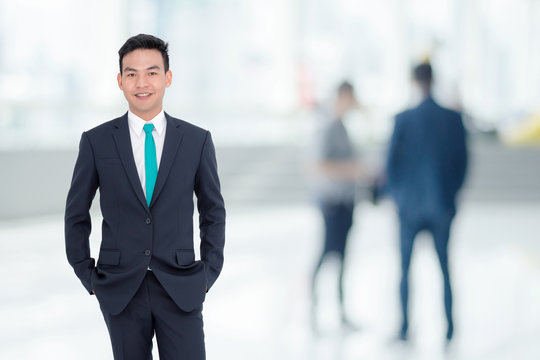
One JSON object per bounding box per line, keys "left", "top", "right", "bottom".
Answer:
{"left": 385, "top": 61, "right": 467, "bottom": 343}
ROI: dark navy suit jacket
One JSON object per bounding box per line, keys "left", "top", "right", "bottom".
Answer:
{"left": 386, "top": 97, "right": 467, "bottom": 219}
{"left": 65, "top": 113, "right": 225, "bottom": 315}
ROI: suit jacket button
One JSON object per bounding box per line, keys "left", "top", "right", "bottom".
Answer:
{"left": 145, "top": 218, "right": 151, "bottom": 224}
{"left": 144, "top": 250, "right": 151, "bottom": 256}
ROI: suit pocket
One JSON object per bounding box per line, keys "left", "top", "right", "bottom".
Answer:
{"left": 176, "top": 249, "right": 196, "bottom": 268}
{"left": 98, "top": 249, "right": 121, "bottom": 266}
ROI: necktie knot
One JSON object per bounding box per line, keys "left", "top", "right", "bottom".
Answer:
{"left": 143, "top": 123, "right": 154, "bottom": 134}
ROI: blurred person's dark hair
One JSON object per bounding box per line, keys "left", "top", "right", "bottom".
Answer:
{"left": 334, "top": 80, "right": 357, "bottom": 118}
{"left": 118, "top": 34, "right": 169, "bottom": 74}
{"left": 413, "top": 62, "right": 433, "bottom": 88}
{"left": 338, "top": 81, "right": 354, "bottom": 95}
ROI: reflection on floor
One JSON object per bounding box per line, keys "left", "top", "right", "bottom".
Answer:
{"left": 1, "top": 201, "right": 539, "bottom": 359}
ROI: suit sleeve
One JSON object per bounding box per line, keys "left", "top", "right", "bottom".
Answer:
{"left": 65, "top": 132, "right": 98, "bottom": 294}
{"left": 194, "top": 131, "right": 226, "bottom": 292}
{"left": 452, "top": 114, "right": 468, "bottom": 193}
{"left": 385, "top": 115, "right": 404, "bottom": 197}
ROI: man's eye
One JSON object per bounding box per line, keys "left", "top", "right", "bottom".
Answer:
{"left": 149, "top": 72, "right": 157, "bottom": 76}
{"left": 126, "top": 73, "right": 135, "bottom": 77}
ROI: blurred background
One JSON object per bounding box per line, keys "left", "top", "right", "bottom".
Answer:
{"left": 1, "top": 0, "right": 539, "bottom": 359}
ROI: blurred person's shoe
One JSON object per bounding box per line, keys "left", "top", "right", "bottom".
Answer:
{"left": 397, "top": 331, "right": 408, "bottom": 342}
{"left": 310, "top": 314, "right": 319, "bottom": 335}
{"left": 341, "top": 317, "right": 360, "bottom": 333}
{"left": 446, "top": 322, "right": 454, "bottom": 341}
{"left": 444, "top": 336, "right": 457, "bottom": 354}
{"left": 388, "top": 331, "right": 409, "bottom": 347}
{"left": 444, "top": 338, "right": 453, "bottom": 353}
{"left": 444, "top": 323, "right": 454, "bottom": 351}
{"left": 395, "top": 325, "right": 408, "bottom": 342}
{"left": 387, "top": 330, "right": 408, "bottom": 344}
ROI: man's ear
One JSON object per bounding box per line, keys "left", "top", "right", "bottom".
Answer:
{"left": 117, "top": 73, "right": 123, "bottom": 90}
{"left": 165, "top": 70, "right": 172, "bottom": 88}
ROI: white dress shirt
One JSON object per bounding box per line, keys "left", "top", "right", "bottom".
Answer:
{"left": 127, "top": 110, "right": 167, "bottom": 198}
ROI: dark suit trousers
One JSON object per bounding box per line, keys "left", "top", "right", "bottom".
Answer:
{"left": 100, "top": 271, "right": 205, "bottom": 360}
{"left": 398, "top": 213, "right": 454, "bottom": 337}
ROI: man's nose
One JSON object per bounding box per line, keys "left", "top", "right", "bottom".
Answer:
{"left": 136, "top": 75, "right": 148, "bottom": 87}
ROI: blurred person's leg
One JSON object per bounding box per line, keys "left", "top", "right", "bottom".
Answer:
{"left": 310, "top": 202, "right": 336, "bottom": 331}
{"left": 311, "top": 203, "right": 336, "bottom": 298}
{"left": 336, "top": 203, "right": 355, "bottom": 327}
{"left": 311, "top": 202, "right": 355, "bottom": 330}
{"left": 430, "top": 215, "right": 454, "bottom": 342}
{"left": 398, "top": 217, "right": 421, "bottom": 340}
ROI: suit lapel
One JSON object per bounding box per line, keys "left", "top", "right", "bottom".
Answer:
{"left": 149, "top": 113, "right": 184, "bottom": 207}
{"left": 112, "top": 113, "right": 150, "bottom": 212}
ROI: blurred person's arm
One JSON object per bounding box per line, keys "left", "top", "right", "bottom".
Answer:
{"left": 385, "top": 115, "right": 405, "bottom": 192}
{"left": 65, "top": 132, "right": 99, "bottom": 295}
{"left": 453, "top": 114, "right": 468, "bottom": 192}
{"left": 315, "top": 160, "right": 371, "bottom": 181}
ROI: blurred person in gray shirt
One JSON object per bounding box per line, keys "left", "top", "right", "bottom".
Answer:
{"left": 309, "top": 81, "right": 362, "bottom": 332}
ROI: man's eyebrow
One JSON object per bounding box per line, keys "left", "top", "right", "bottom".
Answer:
{"left": 123, "top": 65, "right": 161, "bottom": 73}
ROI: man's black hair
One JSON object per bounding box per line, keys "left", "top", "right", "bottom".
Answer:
{"left": 413, "top": 62, "right": 432, "bottom": 85}
{"left": 118, "top": 34, "right": 169, "bottom": 74}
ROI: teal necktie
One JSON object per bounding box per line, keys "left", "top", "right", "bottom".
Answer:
{"left": 143, "top": 123, "right": 158, "bottom": 206}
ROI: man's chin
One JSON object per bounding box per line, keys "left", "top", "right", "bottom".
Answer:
{"left": 129, "top": 107, "right": 160, "bottom": 120}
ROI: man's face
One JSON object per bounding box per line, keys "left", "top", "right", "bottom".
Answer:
{"left": 117, "top": 49, "right": 172, "bottom": 120}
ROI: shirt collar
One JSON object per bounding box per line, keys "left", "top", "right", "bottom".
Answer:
{"left": 128, "top": 110, "right": 166, "bottom": 138}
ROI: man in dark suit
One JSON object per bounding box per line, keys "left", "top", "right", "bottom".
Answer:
{"left": 385, "top": 62, "right": 467, "bottom": 343}
{"left": 65, "top": 34, "right": 225, "bottom": 359}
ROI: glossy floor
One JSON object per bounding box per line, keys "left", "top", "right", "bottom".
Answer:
{"left": 1, "top": 201, "right": 539, "bottom": 359}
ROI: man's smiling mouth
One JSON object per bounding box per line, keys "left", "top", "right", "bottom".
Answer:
{"left": 135, "top": 93, "right": 152, "bottom": 97}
